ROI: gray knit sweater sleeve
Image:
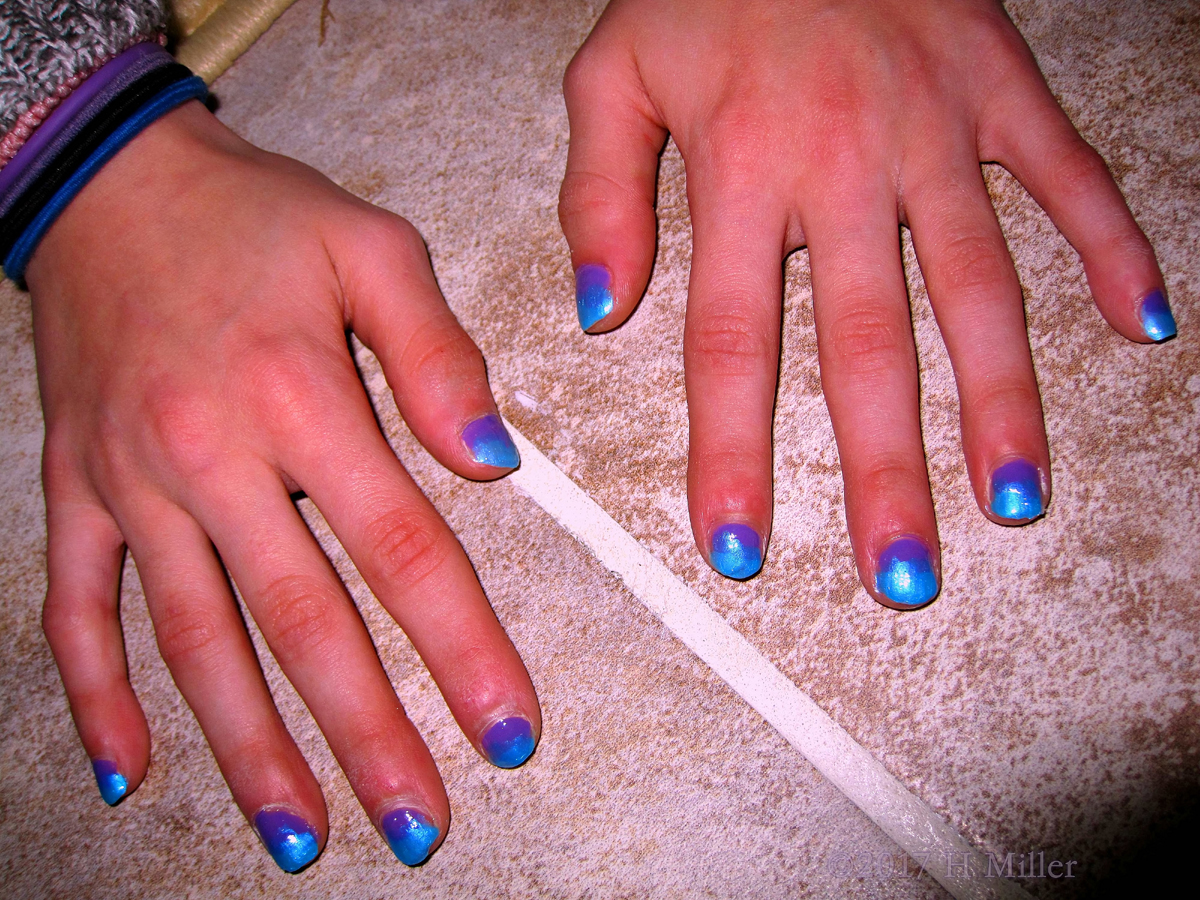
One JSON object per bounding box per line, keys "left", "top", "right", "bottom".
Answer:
{"left": 1, "top": 1, "right": 168, "bottom": 135}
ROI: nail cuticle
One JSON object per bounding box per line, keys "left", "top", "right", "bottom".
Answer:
{"left": 709, "top": 523, "right": 763, "bottom": 580}
{"left": 575, "top": 264, "right": 614, "bottom": 331}
{"left": 874, "top": 536, "right": 939, "bottom": 608}
{"left": 461, "top": 413, "right": 520, "bottom": 469}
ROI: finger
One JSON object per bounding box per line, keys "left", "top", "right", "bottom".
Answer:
{"left": 197, "top": 465, "right": 452, "bottom": 867}
{"left": 982, "top": 53, "right": 1173, "bottom": 343}
{"left": 559, "top": 23, "right": 666, "bottom": 332}
{"left": 119, "top": 497, "right": 327, "bottom": 873}
{"left": 683, "top": 178, "right": 785, "bottom": 580}
{"left": 257, "top": 352, "right": 540, "bottom": 769}
{"left": 904, "top": 144, "right": 1051, "bottom": 525}
{"left": 40, "top": 444, "right": 149, "bottom": 806}
{"left": 332, "top": 212, "right": 521, "bottom": 480}
{"left": 804, "top": 181, "right": 940, "bottom": 610}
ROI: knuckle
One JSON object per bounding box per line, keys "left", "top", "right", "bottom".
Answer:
{"left": 561, "top": 43, "right": 604, "bottom": 106}
{"left": 367, "top": 212, "right": 427, "bottom": 262}
{"left": 141, "top": 384, "right": 223, "bottom": 477}
{"left": 858, "top": 454, "right": 924, "bottom": 502}
{"left": 400, "top": 319, "right": 484, "bottom": 388}
{"left": 152, "top": 597, "right": 227, "bottom": 670}
{"left": 1048, "top": 139, "right": 1109, "bottom": 201}
{"left": 364, "top": 510, "right": 449, "bottom": 587}
{"left": 821, "top": 302, "right": 912, "bottom": 378}
{"left": 240, "top": 340, "right": 330, "bottom": 434}
{"left": 969, "top": 371, "right": 1042, "bottom": 415}
{"left": 686, "top": 309, "right": 773, "bottom": 377}
{"left": 257, "top": 574, "right": 340, "bottom": 663}
{"left": 934, "top": 232, "right": 1011, "bottom": 298}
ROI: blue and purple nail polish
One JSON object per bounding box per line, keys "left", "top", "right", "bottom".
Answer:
{"left": 461, "top": 414, "right": 520, "bottom": 469}
{"left": 480, "top": 716, "right": 536, "bottom": 769}
{"left": 253, "top": 807, "right": 320, "bottom": 873}
{"left": 1139, "top": 289, "right": 1176, "bottom": 342}
{"left": 92, "top": 759, "right": 127, "bottom": 806}
{"left": 381, "top": 807, "right": 440, "bottom": 866}
{"left": 990, "top": 458, "right": 1044, "bottom": 522}
{"left": 575, "top": 264, "right": 614, "bottom": 331}
{"left": 709, "top": 524, "right": 763, "bottom": 580}
{"left": 874, "top": 537, "right": 938, "bottom": 608}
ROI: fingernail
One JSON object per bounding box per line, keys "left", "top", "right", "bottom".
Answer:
{"left": 461, "top": 413, "right": 520, "bottom": 469}
{"left": 575, "top": 264, "right": 614, "bottom": 331}
{"left": 253, "top": 806, "right": 320, "bottom": 873}
{"left": 990, "top": 458, "right": 1044, "bottom": 522}
{"left": 1139, "top": 289, "right": 1176, "bottom": 341}
{"left": 92, "top": 759, "right": 127, "bottom": 806}
{"left": 480, "top": 716, "right": 536, "bottom": 769}
{"left": 381, "top": 807, "right": 440, "bottom": 866}
{"left": 709, "top": 523, "right": 763, "bottom": 580}
{"left": 874, "top": 536, "right": 939, "bottom": 608}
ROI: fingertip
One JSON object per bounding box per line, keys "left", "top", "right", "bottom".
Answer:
{"left": 253, "top": 805, "right": 323, "bottom": 873}
{"left": 478, "top": 715, "right": 537, "bottom": 770}
{"left": 1137, "top": 288, "right": 1177, "bottom": 343}
{"left": 986, "top": 457, "right": 1048, "bottom": 525}
{"left": 707, "top": 523, "right": 764, "bottom": 580}
{"left": 380, "top": 806, "right": 443, "bottom": 866}
{"left": 91, "top": 758, "right": 130, "bottom": 806}
{"left": 575, "top": 263, "right": 616, "bottom": 332}
{"left": 870, "top": 536, "right": 940, "bottom": 611}
{"left": 460, "top": 413, "right": 520, "bottom": 472}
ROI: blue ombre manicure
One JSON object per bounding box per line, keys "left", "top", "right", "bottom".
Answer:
{"left": 381, "top": 808, "right": 440, "bottom": 866}
{"left": 575, "top": 264, "right": 614, "bottom": 331}
{"left": 92, "top": 759, "right": 127, "bottom": 806}
{"left": 461, "top": 414, "right": 520, "bottom": 469}
{"left": 253, "top": 807, "right": 320, "bottom": 873}
{"left": 1139, "top": 289, "right": 1176, "bottom": 341}
{"left": 709, "top": 524, "right": 763, "bottom": 580}
{"left": 480, "top": 717, "right": 536, "bottom": 769}
{"left": 990, "top": 458, "right": 1044, "bottom": 522}
{"left": 874, "top": 537, "right": 939, "bottom": 608}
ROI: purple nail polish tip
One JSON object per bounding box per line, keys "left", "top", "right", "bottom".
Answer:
{"left": 990, "top": 458, "right": 1044, "bottom": 521}
{"left": 481, "top": 716, "right": 536, "bottom": 769}
{"left": 381, "top": 807, "right": 440, "bottom": 866}
{"left": 710, "top": 524, "right": 763, "bottom": 580}
{"left": 875, "top": 537, "right": 938, "bottom": 607}
{"left": 575, "top": 264, "right": 614, "bottom": 330}
{"left": 462, "top": 413, "right": 519, "bottom": 468}
{"left": 1139, "top": 289, "right": 1176, "bottom": 341}
{"left": 92, "top": 759, "right": 127, "bottom": 806}
{"left": 254, "top": 807, "right": 320, "bottom": 873}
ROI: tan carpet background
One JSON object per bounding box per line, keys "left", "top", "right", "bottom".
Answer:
{"left": 1, "top": 1, "right": 1197, "bottom": 897}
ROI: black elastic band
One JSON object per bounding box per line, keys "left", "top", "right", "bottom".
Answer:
{"left": 0, "top": 62, "right": 195, "bottom": 258}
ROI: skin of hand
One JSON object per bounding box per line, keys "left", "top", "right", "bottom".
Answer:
{"left": 28, "top": 100, "right": 541, "bottom": 871}
{"left": 559, "top": 0, "right": 1173, "bottom": 609}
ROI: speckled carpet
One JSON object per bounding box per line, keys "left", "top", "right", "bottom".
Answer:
{"left": 1, "top": 1, "right": 1197, "bottom": 898}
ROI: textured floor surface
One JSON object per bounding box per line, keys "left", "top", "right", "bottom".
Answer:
{"left": 1, "top": 1, "right": 1197, "bottom": 898}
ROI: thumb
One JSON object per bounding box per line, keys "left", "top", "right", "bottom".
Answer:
{"left": 558, "top": 22, "right": 665, "bottom": 333}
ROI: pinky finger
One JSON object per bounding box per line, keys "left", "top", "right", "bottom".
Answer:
{"left": 983, "top": 63, "right": 1174, "bottom": 343}
{"left": 41, "top": 476, "right": 149, "bottom": 806}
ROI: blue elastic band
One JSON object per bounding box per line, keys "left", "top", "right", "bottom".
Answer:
{"left": 4, "top": 76, "right": 208, "bottom": 282}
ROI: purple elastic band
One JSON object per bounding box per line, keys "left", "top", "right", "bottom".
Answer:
{"left": 0, "top": 42, "right": 166, "bottom": 199}
{"left": 0, "top": 44, "right": 176, "bottom": 221}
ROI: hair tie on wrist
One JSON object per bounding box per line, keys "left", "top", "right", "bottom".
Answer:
{"left": 0, "top": 46, "right": 207, "bottom": 283}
